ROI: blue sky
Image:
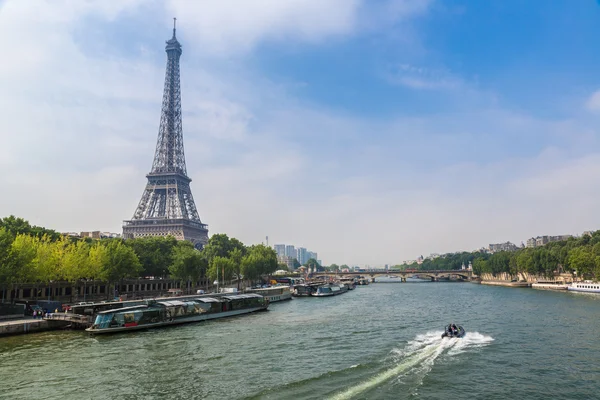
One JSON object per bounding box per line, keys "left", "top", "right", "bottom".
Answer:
{"left": 2, "top": 0, "right": 600, "bottom": 265}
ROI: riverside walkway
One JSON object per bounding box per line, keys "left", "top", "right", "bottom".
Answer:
{"left": 0, "top": 313, "right": 90, "bottom": 337}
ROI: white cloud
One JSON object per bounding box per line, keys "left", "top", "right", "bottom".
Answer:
{"left": 385, "top": 63, "right": 463, "bottom": 90}
{"left": 168, "top": 0, "right": 431, "bottom": 55}
{"left": 586, "top": 89, "right": 600, "bottom": 112}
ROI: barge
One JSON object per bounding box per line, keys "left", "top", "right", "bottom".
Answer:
{"left": 86, "top": 293, "right": 268, "bottom": 334}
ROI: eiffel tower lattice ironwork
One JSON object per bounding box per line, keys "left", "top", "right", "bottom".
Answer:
{"left": 123, "top": 19, "right": 208, "bottom": 248}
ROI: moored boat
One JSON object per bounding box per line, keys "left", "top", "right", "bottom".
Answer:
{"left": 311, "top": 283, "right": 348, "bottom": 297}
{"left": 567, "top": 281, "right": 600, "bottom": 294}
{"left": 246, "top": 286, "right": 292, "bottom": 302}
{"left": 86, "top": 293, "right": 268, "bottom": 334}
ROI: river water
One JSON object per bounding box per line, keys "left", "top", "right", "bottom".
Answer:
{"left": 1, "top": 281, "right": 599, "bottom": 399}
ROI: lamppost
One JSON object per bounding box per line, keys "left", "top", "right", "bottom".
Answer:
{"left": 213, "top": 266, "right": 219, "bottom": 293}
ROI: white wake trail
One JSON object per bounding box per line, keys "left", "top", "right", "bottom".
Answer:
{"left": 330, "top": 331, "right": 493, "bottom": 400}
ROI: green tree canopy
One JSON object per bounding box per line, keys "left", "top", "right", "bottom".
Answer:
{"left": 169, "top": 241, "right": 207, "bottom": 282}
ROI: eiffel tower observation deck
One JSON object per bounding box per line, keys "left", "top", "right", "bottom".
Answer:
{"left": 123, "top": 19, "right": 208, "bottom": 248}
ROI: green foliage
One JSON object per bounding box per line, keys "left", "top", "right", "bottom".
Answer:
{"left": 169, "top": 241, "right": 207, "bottom": 282}
{"left": 241, "top": 245, "right": 278, "bottom": 283}
{"left": 293, "top": 258, "right": 301, "bottom": 269}
{"left": 568, "top": 246, "right": 595, "bottom": 279}
{"left": 97, "top": 240, "right": 142, "bottom": 282}
{"left": 0, "top": 215, "right": 60, "bottom": 240}
{"left": 126, "top": 236, "right": 178, "bottom": 277}
{"left": 208, "top": 256, "right": 236, "bottom": 284}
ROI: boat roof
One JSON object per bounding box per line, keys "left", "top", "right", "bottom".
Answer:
{"left": 250, "top": 286, "right": 290, "bottom": 291}
{"left": 195, "top": 297, "right": 221, "bottom": 303}
{"left": 222, "top": 293, "right": 263, "bottom": 300}
{"left": 157, "top": 300, "right": 188, "bottom": 306}
{"left": 97, "top": 305, "right": 148, "bottom": 314}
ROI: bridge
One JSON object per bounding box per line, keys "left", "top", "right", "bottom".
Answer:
{"left": 312, "top": 269, "right": 474, "bottom": 282}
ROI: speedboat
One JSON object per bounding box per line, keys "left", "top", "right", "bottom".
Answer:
{"left": 441, "top": 324, "right": 465, "bottom": 338}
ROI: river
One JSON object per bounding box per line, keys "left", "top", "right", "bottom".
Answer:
{"left": 1, "top": 281, "right": 599, "bottom": 399}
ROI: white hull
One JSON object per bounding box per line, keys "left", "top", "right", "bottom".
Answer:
{"left": 567, "top": 282, "right": 600, "bottom": 293}
{"left": 86, "top": 306, "right": 267, "bottom": 334}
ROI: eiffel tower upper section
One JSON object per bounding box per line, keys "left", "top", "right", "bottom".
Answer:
{"left": 123, "top": 20, "right": 208, "bottom": 248}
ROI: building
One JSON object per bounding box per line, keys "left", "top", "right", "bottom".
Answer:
{"left": 488, "top": 242, "right": 518, "bottom": 253}
{"left": 274, "top": 244, "right": 286, "bottom": 258}
{"left": 285, "top": 245, "right": 296, "bottom": 260}
{"left": 527, "top": 235, "right": 572, "bottom": 248}
{"left": 80, "top": 231, "right": 102, "bottom": 239}
{"left": 277, "top": 255, "right": 295, "bottom": 270}
{"left": 297, "top": 247, "right": 308, "bottom": 265}
{"left": 122, "top": 21, "right": 209, "bottom": 249}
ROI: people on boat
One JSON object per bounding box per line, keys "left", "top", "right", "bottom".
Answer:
{"left": 450, "top": 323, "right": 457, "bottom": 335}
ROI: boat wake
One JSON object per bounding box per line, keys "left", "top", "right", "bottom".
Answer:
{"left": 330, "top": 331, "right": 494, "bottom": 400}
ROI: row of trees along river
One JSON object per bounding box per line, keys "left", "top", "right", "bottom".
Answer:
{"left": 0, "top": 216, "right": 281, "bottom": 301}
{"left": 389, "top": 231, "right": 600, "bottom": 280}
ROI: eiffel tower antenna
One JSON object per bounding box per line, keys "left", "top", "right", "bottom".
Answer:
{"left": 123, "top": 21, "right": 209, "bottom": 248}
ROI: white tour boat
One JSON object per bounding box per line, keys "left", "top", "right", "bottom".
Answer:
{"left": 567, "top": 281, "right": 600, "bottom": 294}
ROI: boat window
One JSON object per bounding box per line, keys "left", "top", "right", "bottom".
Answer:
{"left": 93, "top": 313, "right": 114, "bottom": 329}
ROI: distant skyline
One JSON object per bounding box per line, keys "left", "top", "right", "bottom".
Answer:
{"left": 2, "top": 1, "right": 600, "bottom": 266}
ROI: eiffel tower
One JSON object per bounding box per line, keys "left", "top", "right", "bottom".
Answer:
{"left": 123, "top": 19, "right": 208, "bottom": 248}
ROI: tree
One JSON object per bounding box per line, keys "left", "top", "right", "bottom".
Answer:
{"left": 203, "top": 234, "right": 234, "bottom": 264}
{"left": 0, "top": 216, "right": 31, "bottom": 237}
{"left": 0, "top": 216, "right": 60, "bottom": 241}
{"left": 208, "top": 256, "right": 235, "bottom": 288}
{"left": 96, "top": 240, "right": 141, "bottom": 299}
{"left": 8, "top": 234, "right": 38, "bottom": 300}
{"left": 472, "top": 258, "right": 487, "bottom": 276}
{"left": 305, "top": 258, "right": 319, "bottom": 270}
{"left": 229, "top": 247, "right": 244, "bottom": 290}
{"left": 329, "top": 264, "right": 340, "bottom": 272}
{"left": 293, "top": 258, "right": 301, "bottom": 269}
{"left": 169, "top": 241, "right": 206, "bottom": 293}
{"left": 241, "top": 245, "right": 278, "bottom": 284}
{"left": 568, "top": 246, "right": 595, "bottom": 279}
{"left": 0, "top": 228, "right": 13, "bottom": 301}
{"left": 62, "top": 239, "right": 91, "bottom": 282}
{"left": 126, "top": 236, "right": 178, "bottom": 277}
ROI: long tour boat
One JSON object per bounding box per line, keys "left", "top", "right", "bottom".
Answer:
{"left": 86, "top": 293, "right": 268, "bottom": 334}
